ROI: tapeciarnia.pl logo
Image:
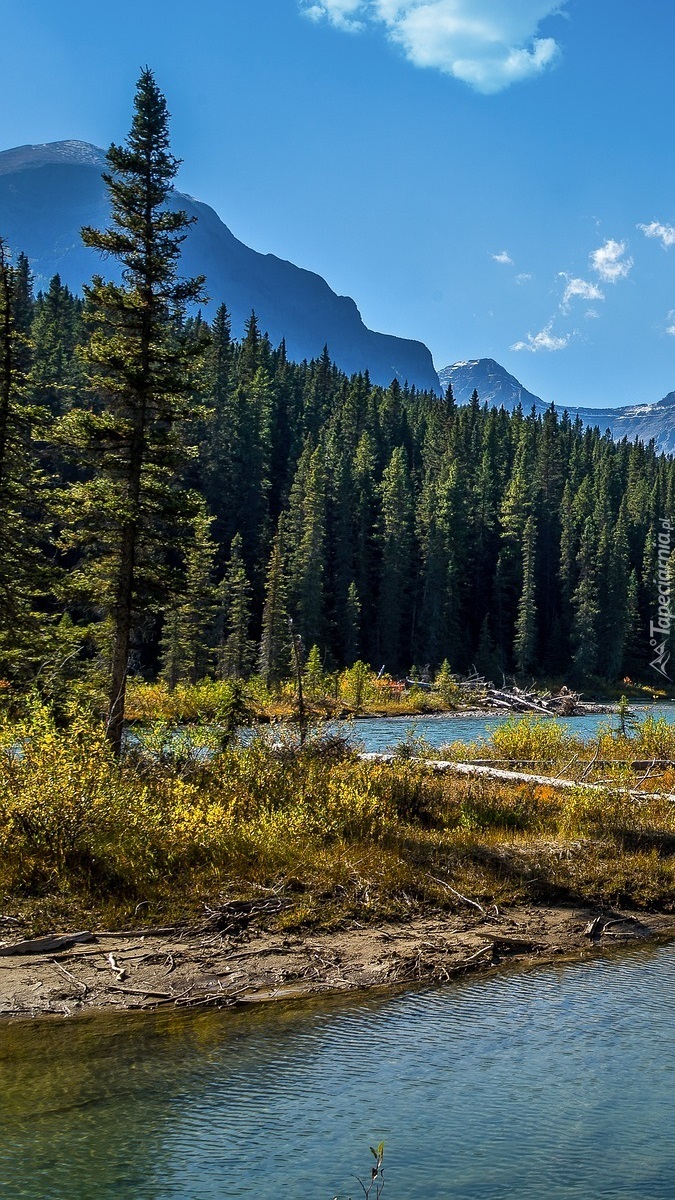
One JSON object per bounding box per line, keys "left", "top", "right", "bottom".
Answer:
{"left": 650, "top": 517, "right": 673, "bottom": 680}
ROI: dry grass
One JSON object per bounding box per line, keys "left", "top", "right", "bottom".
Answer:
{"left": 124, "top": 674, "right": 457, "bottom": 725}
{"left": 3, "top": 707, "right": 675, "bottom": 936}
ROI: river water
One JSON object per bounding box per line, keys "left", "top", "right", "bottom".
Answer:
{"left": 353, "top": 702, "right": 675, "bottom": 753}
{"left": 3, "top": 941, "right": 675, "bottom": 1199}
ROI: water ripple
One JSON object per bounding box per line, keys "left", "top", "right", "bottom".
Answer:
{"left": 2, "top": 944, "right": 675, "bottom": 1198}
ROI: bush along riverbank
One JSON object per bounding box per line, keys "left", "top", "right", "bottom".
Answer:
{"left": 3, "top": 706, "right": 675, "bottom": 1015}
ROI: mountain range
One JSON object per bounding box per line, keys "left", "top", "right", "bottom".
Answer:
{"left": 0, "top": 140, "right": 440, "bottom": 393}
{"left": 439, "top": 359, "right": 675, "bottom": 455}
{"left": 3, "top": 139, "right": 675, "bottom": 451}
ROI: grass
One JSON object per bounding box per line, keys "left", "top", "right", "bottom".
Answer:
{"left": 3, "top": 706, "right": 675, "bottom": 936}
{"left": 123, "top": 671, "right": 467, "bottom": 725}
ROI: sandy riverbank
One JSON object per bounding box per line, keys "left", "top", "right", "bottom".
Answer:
{"left": 2, "top": 904, "right": 674, "bottom": 1020}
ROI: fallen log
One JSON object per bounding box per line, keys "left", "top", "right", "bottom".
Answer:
{"left": 359, "top": 753, "right": 674, "bottom": 801}
{"left": 0, "top": 931, "right": 95, "bottom": 957}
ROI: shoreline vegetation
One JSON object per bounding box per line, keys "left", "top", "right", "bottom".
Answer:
{"left": 121, "top": 669, "right": 653, "bottom": 728}
{"left": 4, "top": 702, "right": 675, "bottom": 1018}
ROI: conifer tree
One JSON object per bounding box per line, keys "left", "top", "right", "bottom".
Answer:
{"left": 571, "top": 517, "right": 601, "bottom": 679}
{"left": 351, "top": 430, "right": 378, "bottom": 662}
{"left": 160, "top": 501, "right": 217, "bottom": 686}
{"left": 343, "top": 580, "right": 361, "bottom": 666}
{"left": 600, "top": 505, "right": 630, "bottom": 679}
{"left": 31, "top": 275, "right": 86, "bottom": 416}
{"left": 217, "top": 533, "right": 255, "bottom": 679}
{"left": 377, "top": 445, "right": 413, "bottom": 671}
{"left": 60, "top": 69, "right": 206, "bottom": 752}
{"left": 303, "top": 643, "right": 325, "bottom": 698}
{"left": 513, "top": 515, "right": 537, "bottom": 674}
{"left": 494, "top": 431, "right": 531, "bottom": 661}
{"left": 259, "top": 514, "right": 288, "bottom": 686}
{"left": 0, "top": 240, "right": 51, "bottom": 679}
{"left": 474, "top": 614, "right": 500, "bottom": 683}
{"left": 287, "top": 442, "right": 327, "bottom": 649}
{"left": 622, "top": 569, "right": 644, "bottom": 678}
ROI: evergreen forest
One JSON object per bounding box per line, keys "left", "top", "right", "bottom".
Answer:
{"left": 1, "top": 72, "right": 672, "bottom": 740}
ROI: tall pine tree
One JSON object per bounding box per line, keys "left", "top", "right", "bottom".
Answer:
{"left": 60, "top": 70, "right": 206, "bottom": 752}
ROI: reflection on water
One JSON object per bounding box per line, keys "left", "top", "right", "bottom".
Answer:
{"left": 3, "top": 943, "right": 675, "bottom": 1198}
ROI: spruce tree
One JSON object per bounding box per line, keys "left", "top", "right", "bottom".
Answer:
{"left": 258, "top": 514, "right": 288, "bottom": 686}
{"left": 513, "top": 515, "right": 537, "bottom": 674}
{"left": 160, "top": 501, "right": 217, "bottom": 686}
{"left": 571, "top": 517, "right": 601, "bottom": 680}
{"left": 377, "top": 446, "right": 414, "bottom": 672}
{"left": 60, "top": 69, "right": 206, "bottom": 752}
{"left": 343, "top": 581, "right": 361, "bottom": 666}
{"left": 217, "top": 533, "right": 255, "bottom": 679}
{"left": 287, "top": 441, "right": 327, "bottom": 649}
{"left": 0, "top": 240, "right": 51, "bottom": 679}
{"left": 31, "top": 275, "right": 86, "bottom": 417}
{"left": 622, "top": 570, "right": 644, "bottom": 679}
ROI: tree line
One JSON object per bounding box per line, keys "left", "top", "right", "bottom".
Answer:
{"left": 0, "top": 71, "right": 672, "bottom": 749}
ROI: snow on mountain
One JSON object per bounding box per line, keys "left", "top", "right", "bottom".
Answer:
{"left": 438, "top": 359, "right": 675, "bottom": 454}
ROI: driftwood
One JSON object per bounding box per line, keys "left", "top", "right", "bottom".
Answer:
{"left": 425, "top": 874, "right": 485, "bottom": 914}
{"left": 462, "top": 758, "right": 675, "bottom": 770}
{"left": 51, "top": 959, "right": 89, "bottom": 995}
{"left": 484, "top": 684, "right": 583, "bottom": 717}
{"left": 106, "top": 983, "right": 174, "bottom": 999}
{"left": 0, "top": 931, "right": 95, "bottom": 957}
{"left": 486, "top": 686, "right": 554, "bottom": 716}
{"left": 107, "top": 953, "right": 127, "bottom": 981}
{"left": 360, "top": 753, "right": 674, "bottom": 802}
{"left": 490, "top": 935, "right": 545, "bottom": 952}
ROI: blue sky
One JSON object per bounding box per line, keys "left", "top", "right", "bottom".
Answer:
{"left": 2, "top": 1, "right": 675, "bottom": 407}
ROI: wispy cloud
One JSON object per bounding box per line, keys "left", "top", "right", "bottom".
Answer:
{"left": 511, "top": 321, "right": 571, "bottom": 352}
{"left": 590, "top": 238, "right": 632, "bottom": 283}
{"left": 560, "top": 275, "right": 604, "bottom": 311}
{"left": 516, "top": 272, "right": 532, "bottom": 284}
{"left": 299, "top": 1, "right": 567, "bottom": 93}
{"left": 492, "top": 250, "right": 513, "bottom": 264}
{"left": 665, "top": 310, "right": 675, "bottom": 337}
{"left": 301, "top": 0, "right": 364, "bottom": 30}
{"left": 638, "top": 221, "right": 675, "bottom": 249}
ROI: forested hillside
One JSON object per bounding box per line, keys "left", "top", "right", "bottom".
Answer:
{"left": 1, "top": 249, "right": 671, "bottom": 695}
{"left": 1, "top": 69, "right": 672, "bottom": 727}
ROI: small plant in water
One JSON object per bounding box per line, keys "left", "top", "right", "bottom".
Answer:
{"left": 333, "top": 1143, "right": 385, "bottom": 1199}
{"left": 393, "top": 725, "right": 434, "bottom": 760}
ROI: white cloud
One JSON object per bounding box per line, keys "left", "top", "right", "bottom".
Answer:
{"left": 585, "top": 308, "right": 600, "bottom": 319}
{"left": 301, "top": 0, "right": 365, "bottom": 30}
{"left": 590, "top": 238, "right": 632, "bottom": 283}
{"left": 665, "top": 311, "right": 675, "bottom": 337}
{"left": 560, "top": 275, "right": 604, "bottom": 311}
{"left": 516, "top": 272, "right": 532, "bottom": 284}
{"left": 492, "top": 250, "right": 513, "bottom": 264}
{"left": 638, "top": 221, "right": 675, "bottom": 249}
{"left": 511, "top": 321, "right": 571, "bottom": 352}
{"left": 300, "top": 1, "right": 566, "bottom": 93}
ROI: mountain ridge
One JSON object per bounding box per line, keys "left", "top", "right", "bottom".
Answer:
{"left": 0, "top": 140, "right": 440, "bottom": 393}
{"left": 439, "top": 359, "right": 675, "bottom": 453}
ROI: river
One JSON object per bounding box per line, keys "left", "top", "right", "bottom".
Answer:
{"left": 353, "top": 701, "right": 675, "bottom": 753}
{"left": 3, "top": 941, "right": 675, "bottom": 1198}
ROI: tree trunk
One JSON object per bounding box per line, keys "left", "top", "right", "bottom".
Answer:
{"left": 106, "top": 521, "right": 136, "bottom": 757}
